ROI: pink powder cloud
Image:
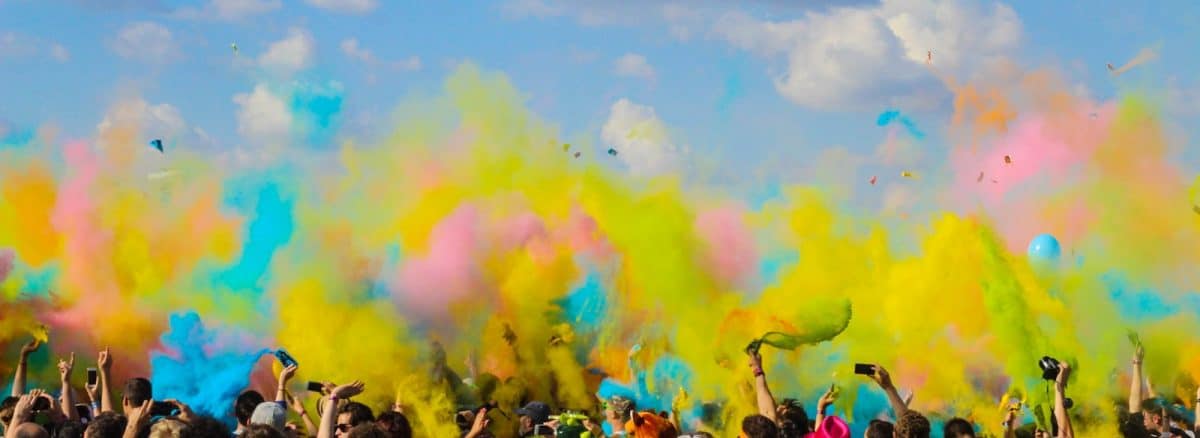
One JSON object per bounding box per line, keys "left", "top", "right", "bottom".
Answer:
{"left": 392, "top": 205, "right": 484, "bottom": 317}
{"left": 694, "top": 204, "right": 757, "bottom": 287}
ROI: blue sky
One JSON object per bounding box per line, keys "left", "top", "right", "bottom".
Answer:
{"left": 1, "top": 0, "right": 1198, "bottom": 181}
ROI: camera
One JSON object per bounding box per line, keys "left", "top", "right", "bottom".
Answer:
{"left": 1038, "top": 356, "right": 1061, "bottom": 381}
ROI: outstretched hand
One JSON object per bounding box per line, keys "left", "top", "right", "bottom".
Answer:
{"left": 330, "top": 381, "right": 365, "bottom": 399}
{"left": 98, "top": 347, "right": 112, "bottom": 372}
{"left": 818, "top": 384, "right": 839, "bottom": 409}
{"left": 1134, "top": 343, "right": 1145, "bottom": 365}
{"left": 11, "top": 392, "right": 36, "bottom": 424}
{"left": 465, "top": 408, "right": 490, "bottom": 438}
{"left": 164, "top": 399, "right": 195, "bottom": 422}
{"left": 870, "top": 365, "right": 895, "bottom": 389}
{"left": 126, "top": 399, "right": 154, "bottom": 432}
{"left": 58, "top": 352, "right": 75, "bottom": 383}
{"left": 279, "top": 364, "right": 298, "bottom": 384}
{"left": 19, "top": 339, "right": 41, "bottom": 360}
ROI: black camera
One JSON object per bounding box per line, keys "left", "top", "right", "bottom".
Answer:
{"left": 1038, "top": 356, "right": 1061, "bottom": 381}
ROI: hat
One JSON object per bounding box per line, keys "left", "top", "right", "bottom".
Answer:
{"left": 810, "top": 416, "right": 850, "bottom": 438}
{"left": 515, "top": 401, "right": 550, "bottom": 424}
{"left": 249, "top": 402, "right": 286, "bottom": 431}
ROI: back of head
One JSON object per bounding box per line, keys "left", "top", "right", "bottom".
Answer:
{"left": 338, "top": 402, "right": 376, "bottom": 426}
{"left": 148, "top": 418, "right": 188, "bottom": 438}
{"left": 242, "top": 424, "right": 284, "bottom": 438}
{"left": 895, "top": 411, "right": 931, "bottom": 438}
{"left": 12, "top": 423, "right": 49, "bottom": 438}
{"left": 376, "top": 411, "right": 413, "bottom": 438}
{"left": 123, "top": 378, "right": 153, "bottom": 406}
{"left": 54, "top": 420, "right": 86, "bottom": 438}
{"left": 235, "top": 391, "right": 266, "bottom": 426}
{"left": 943, "top": 418, "right": 975, "bottom": 438}
{"left": 741, "top": 414, "right": 779, "bottom": 438}
{"left": 249, "top": 402, "right": 287, "bottom": 432}
{"left": 777, "top": 398, "right": 810, "bottom": 437}
{"left": 346, "top": 424, "right": 390, "bottom": 438}
{"left": 85, "top": 413, "right": 128, "bottom": 438}
{"left": 865, "top": 420, "right": 894, "bottom": 438}
{"left": 181, "top": 415, "right": 230, "bottom": 438}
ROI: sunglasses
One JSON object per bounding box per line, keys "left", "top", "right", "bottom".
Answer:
{"left": 336, "top": 424, "right": 352, "bottom": 433}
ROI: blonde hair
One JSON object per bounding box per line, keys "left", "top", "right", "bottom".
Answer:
{"left": 149, "top": 418, "right": 187, "bottom": 438}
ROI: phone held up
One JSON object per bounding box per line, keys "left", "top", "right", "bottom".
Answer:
{"left": 87, "top": 368, "right": 98, "bottom": 386}
{"left": 307, "top": 381, "right": 324, "bottom": 393}
{"left": 853, "top": 363, "right": 875, "bottom": 376}
{"left": 275, "top": 349, "right": 298, "bottom": 369}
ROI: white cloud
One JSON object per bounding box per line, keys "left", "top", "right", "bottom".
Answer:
{"left": 49, "top": 44, "right": 70, "bottom": 62}
{"left": 176, "top": 0, "right": 281, "bottom": 20}
{"left": 109, "top": 21, "right": 178, "bottom": 63}
{"left": 613, "top": 53, "right": 656, "bottom": 81}
{"left": 340, "top": 38, "right": 421, "bottom": 71}
{"left": 711, "top": 0, "right": 1022, "bottom": 109}
{"left": 259, "top": 28, "right": 315, "bottom": 76}
{"left": 305, "top": 0, "right": 377, "bottom": 13}
{"left": 94, "top": 98, "right": 205, "bottom": 152}
{"left": 1, "top": 31, "right": 71, "bottom": 63}
{"left": 233, "top": 84, "right": 292, "bottom": 146}
{"left": 602, "top": 98, "right": 682, "bottom": 177}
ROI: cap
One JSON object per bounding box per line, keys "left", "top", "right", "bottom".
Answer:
{"left": 249, "top": 402, "right": 286, "bottom": 431}
{"left": 515, "top": 401, "right": 550, "bottom": 424}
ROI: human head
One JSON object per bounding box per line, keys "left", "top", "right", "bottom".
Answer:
{"left": 243, "top": 424, "right": 284, "bottom": 438}
{"left": 336, "top": 402, "right": 375, "bottom": 437}
{"left": 777, "top": 398, "right": 811, "bottom": 437}
{"left": 54, "top": 420, "right": 86, "bottom": 438}
{"left": 148, "top": 418, "right": 188, "bottom": 438}
{"left": 1141, "top": 400, "right": 1164, "bottom": 431}
{"left": 83, "top": 412, "right": 127, "bottom": 438}
{"left": 516, "top": 401, "right": 550, "bottom": 433}
{"left": 1, "top": 396, "right": 18, "bottom": 427}
{"left": 865, "top": 420, "right": 894, "bottom": 438}
{"left": 10, "top": 423, "right": 49, "bottom": 438}
{"left": 122, "top": 378, "right": 153, "bottom": 415}
{"left": 250, "top": 402, "right": 287, "bottom": 432}
{"left": 375, "top": 411, "right": 412, "bottom": 438}
{"left": 943, "top": 418, "right": 975, "bottom": 438}
{"left": 180, "top": 415, "right": 230, "bottom": 438}
{"left": 741, "top": 414, "right": 779, "bottom": 438}
{"left": 346, "top": 424, "right": 390, "bottom": 438}
{"left": 894, "top": 411, "right": 931, "bottom": 438}
{"left": 235, "top": 391, "right": 266, "bottom": 427}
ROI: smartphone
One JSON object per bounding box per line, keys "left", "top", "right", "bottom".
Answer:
{"left": 307, "top": 381, "right": 324, "bottom": 392}
{"left": 854, "top": 363, "right": 875, "bottom": 375}
{"left": 75, "top": 404, "right": 92, "bottom": 420}
{"left": 32, "top": 397, "right": 50, "bottom": 411}
{"left": 149, "top": 401, "right": 178, "bottom": 417}
{"left": 87, "top": 368, "right": 98, "bottom": 386}
{"left": 274, "top": 349, "right": 298, "bottom": 368}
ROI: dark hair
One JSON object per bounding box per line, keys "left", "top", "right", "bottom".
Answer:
{"left": 242, "top": 424, "right": 283, "bottom": 438}
{"left": 122, "top": 378, "right": 153, "bottom": 406}
{"left": 866, "top": 420, "right": 894, "bottom": 438}
{"left": 1, "top": 396, "right": 18, "bottom": 426}
{"left": 375, "top": 411, "right": 413, "bottom": 438}
{"left": 181, "top": 415, "right": 231, "bottom": 438}
{"left": 777, "top": 398, "right": 810, "bottom": 437}
{"left": 235, "top": 391, "right": 266, "bottom": 426}
{"left": 84, "top": 412, "right": 128, "bottom": 438}
{"left": 346, "top": 424, "right": 391, "bottom": 438}
{"left": 338, "top": 402, "right": 376, "bottom": 427}
{"left": 943, "top": 418, "right": 975, "bottom": 437}
{"left": 741, "top": 414, "right": 779, "bottom": 438}
{"left": 896, "top": 411, "right": 931, "bottom": 438}
{"left": 55, "top": 420, "right": 86, "bottom": 438}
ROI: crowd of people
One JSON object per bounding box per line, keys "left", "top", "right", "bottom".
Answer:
{"left": 0, "top": 336, "right": 1194, "bottom": 438}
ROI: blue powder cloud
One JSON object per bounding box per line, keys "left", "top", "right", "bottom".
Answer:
{"left": 876, "top": 109, "right": 925, "bottom": 139}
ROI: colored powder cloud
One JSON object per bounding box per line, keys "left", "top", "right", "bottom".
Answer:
{"left": 876, "top": 109, "right": 925, "bottom": 139}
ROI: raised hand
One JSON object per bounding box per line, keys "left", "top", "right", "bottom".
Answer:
{"left": 284, "top": 391, "right": 307, "bottom": 415}
{"left": 870, "top": 365, "right": 895, "bottom": 389}
{"left": 330, "top": 381, "right": 364, "bottom": 399}
{"left": 280, "top": 364, "right": 298, "bottom": 384}
{"left": 1056, "top": 362, "right": 1071, "bottom": 390}
{"left": 58, "top": 352, "right": 75, "bottom": 383}
{"left": 11, "top": 392, "right": 35, "bottom": 424}
{"left": 98, "top": 347, "right": 112, "bottom": 372}
{"left": 125, "top": 399, "right": 154, "bottom": 435}
{"left": 164, "top": 399, "right": 196, "bottom": 422}
{"left": 464, "top": 408, "right": 490, "bottom": 438}
{"left": 818, "top": 384, "right": 839, "bottom": 410}
{"left": 19, "top": 339, "right": 41, "bottom": 360}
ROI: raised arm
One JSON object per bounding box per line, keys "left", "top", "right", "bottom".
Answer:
{"left": 5, "top": 391, "right": 36, "bottom": 438}
{"left": 1003, "top": 401, "right": 1019, "bottom": 438}
{"left": 1054, "top": 362, "right": 1073, "bottom": 438}
{"left": 58, "top": 353, "right": 78, "bottom": 421}
{"left": 1130, "top": 344, "right": 1144, "bottom": 414}
{"left": 748, "top": 352, "right": 777, "bottom": 422}
{"left": 276, "top": 364, "right": 297, "bottom": 403}
{"left": 11, "top": 339, "right": 40, "bottom": 397}
{"left": 869, "top": 365, "right": 909, "bottom": 418}
{"left": 286, "top": 391, "right": 317, "bottom": 438}
{"left": 815, "top": 384, "right": 838, "bottom": 427}
{"left": 98, "top": 347, "right": 114, "bottom": 413}
{"left": 317, "top": 381, "right": 363, "bottom": 438}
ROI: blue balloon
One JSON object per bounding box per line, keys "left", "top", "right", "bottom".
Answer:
{"left": 1027, "top": 234, "right": 1061, "bottom": 261}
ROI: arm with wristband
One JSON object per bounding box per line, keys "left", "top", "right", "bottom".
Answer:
{"left": 317, "top": 381, "right": 363, "bottom": 438}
